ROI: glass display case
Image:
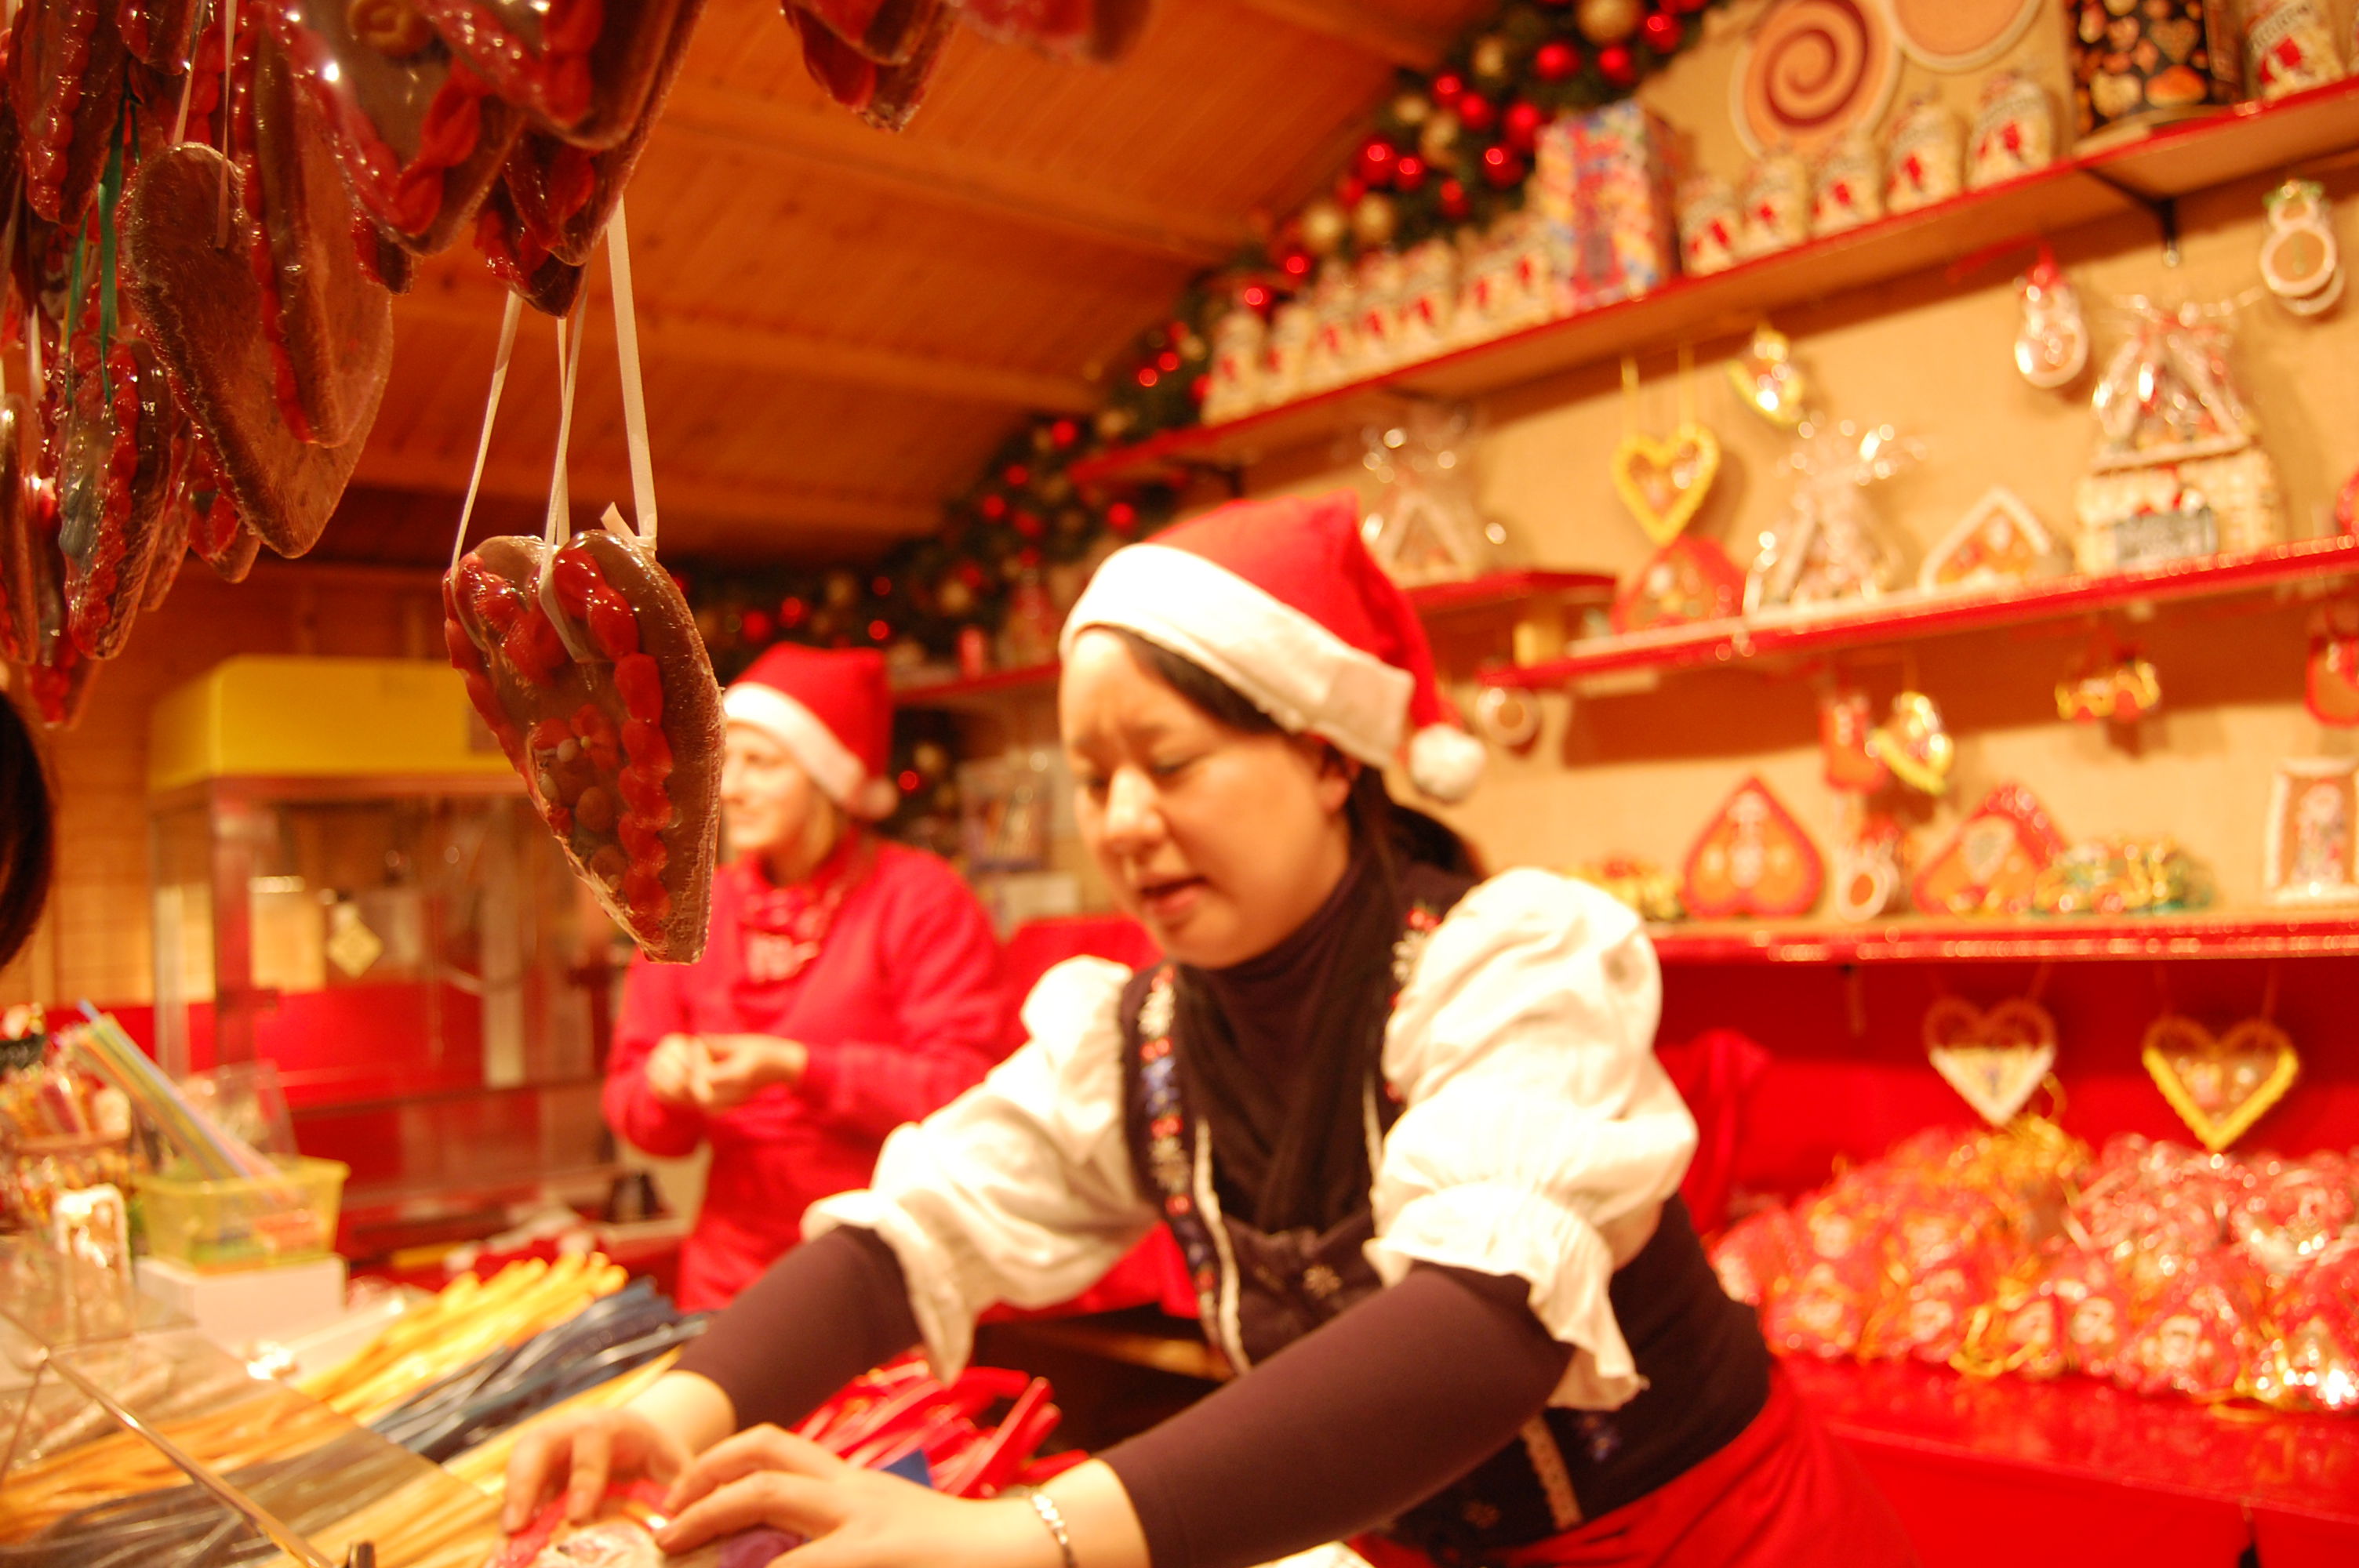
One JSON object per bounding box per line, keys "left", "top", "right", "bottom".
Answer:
{"left": 145, "top": 659, "right": 630, "bottom": 1255}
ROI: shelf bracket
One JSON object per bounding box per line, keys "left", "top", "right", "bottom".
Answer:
{"left": 1174, "top": 458, "right": 1248, "bottom": 499}
{"left": 2085, "top": 172, "right": 2182, "bottom": 266}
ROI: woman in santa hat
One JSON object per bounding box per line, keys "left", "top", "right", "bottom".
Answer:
{"left": 605, "top": 643, "right": 1013, "bottom": 1312}
{"left": 524, "top": 494, "right": 1916, "bottom": 1566}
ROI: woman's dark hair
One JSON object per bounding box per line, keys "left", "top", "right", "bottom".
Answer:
{"left": 1110, "top": 629, "right": 1476, "bottom": 1232}
{"left": 1, "top": 692, "right": 55, "bottom": 970}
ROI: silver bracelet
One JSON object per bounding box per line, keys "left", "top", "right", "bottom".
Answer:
{"left": 1026, "top": 1490, "right": 1078, "bottom": 1568}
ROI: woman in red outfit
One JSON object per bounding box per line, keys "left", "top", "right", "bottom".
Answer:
{"left": 605, "top": 645, "right": 1012, "bottom": 1311}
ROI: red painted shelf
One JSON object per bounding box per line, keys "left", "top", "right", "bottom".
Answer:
{"left": 1647, "top": 909, "right": 2359, "bottom": 964}
{"left": 1069, "top": 78, "right": 2359, "bottom": 490}
{"left": 895, "top": 570, "right": 1613, "bottom": 707}
{"left": 1480, "top": 538, "right": 2359, "bottom": 688}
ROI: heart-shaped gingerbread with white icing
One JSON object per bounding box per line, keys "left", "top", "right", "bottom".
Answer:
{"left": 1922, "top": 997, "right": 2057, "bottom": 1126}
{"left": 445, "top": 528, "right": 723, "bottom": 961}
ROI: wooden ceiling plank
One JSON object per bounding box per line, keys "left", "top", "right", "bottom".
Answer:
{"left": 1223, "top": 0, "right": 1451, "bottom": 71}
{"left": 656, "top": 86, "right": 1248, "bottom": 265}
{"left": 394, "top": 287, "right": 1100, "bottom": 412}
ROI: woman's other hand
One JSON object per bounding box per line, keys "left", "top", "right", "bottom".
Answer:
{"left": 695, "top": 1035, "right": 810, "bottom": 1111}
{"left": 656, "top": 1427, "right": 1048, "bottom": 1568}
{"left": 645, "top": 1034, "right": 707, "bottom": 1109}
{"left": 503, "top": 1407, "right": 692, "bottom": 1532}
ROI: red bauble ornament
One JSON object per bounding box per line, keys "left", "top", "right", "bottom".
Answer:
{"left": 957, "top": 563, "right": 987, "bottom": 589}
{"left": 1279, "top": 249, "right": 1313, "bottom": 278}
{"left": 1534, "top": 40, "right": 1580, "bottom": 80}
{"left": 1156, "top": 350, "right": 1181, "bottom": 373}
{"left": 980, "top": 494, "right": 1009, "bottom": 521}
{"left": 871, "top": 575, "right": 893, "bottom": 597}
{"left": 1438, "top": 178, "right": 1470, "bottom": 219}
{"left": 1003, "top": 463, "right": 1030, "bottom": 487}
{"left": 1481, "top": 143, "right": 1525, "bottom": 186}
{"left": 1107, "top": 501, "right": 1140, "bottom": 533}
{"left": 1191, "top": 374, "right": 1210, "bottom": 404}
{"left": 1136, "top": 366, "right": 1160, "bottom": 388}
{"left": 740, "top": 609, "right": 775, "bottom": 644}
{"left": 1014, "top": 512, "right": 1045, "bottom": 539}
{"left": 779, "top": 596, "right": 809, "bottom": 629}
{"left": 1241, "top": 282, "right": 1274, "bottom": 311}
{"left": 1503, "top": 100, "right": 1545, "bottom": 151}
{"left": 1641, "top": 10, "right": 1682, "bottom": 51}
{"left": 1358, "top": 138, "right": 1399, "bottom": 187}
{"left": 1336, "top": 175, "right": 1367, "bottom": 207}
{"left": 1598, "top": 43, "right": 1637, "bottom": 85}
{"left": 1393, "top": 154, "right": 1427, "bottom": 191}
{"left": 1049, "top": 419, "right": 1080, "bottom": 448}
{"left": 1456, "top": 90, "right": 1496, "bottom": 133}
{"left": 1432, "top": 72, "right": 1465, "bottom": 102}
{"left": 867, "top": 619, "right": 890, "bottom": 642}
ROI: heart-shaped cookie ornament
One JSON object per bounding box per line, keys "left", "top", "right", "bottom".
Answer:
{"left": 2307, "top": 626, "right": 2359, "bottom": 726}
{"left": 445, "top": 528, "right": 724, "bottom": 961}
{"left": 1681, "top": 775, "right": 1823, "bottom": 918}
{"left": 1923, "top": 997, "right": 2058, "bottom": 1126}
{"left": 1612, "top": 423, "right": 1721, "bottom": 547}
{"left": 2143, "top": 1016, "right": 2301, "bottom": 1153}
{"left": 1866, "top": 691, "right": 1954, "bottom": 796}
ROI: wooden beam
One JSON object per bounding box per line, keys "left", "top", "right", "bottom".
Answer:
{"left": 394, "top": 285, "right": 1100, "bottom": 412}
{"left": 350, "top": 445, "right": 941, "bottom": 535}
{"left": 656, "top": 86, "right": 1247, "bottom": 266}
{"left": 1226, "top": 0, "right": 1450, "bottom": 71}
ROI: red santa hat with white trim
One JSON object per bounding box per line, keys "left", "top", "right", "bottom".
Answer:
{"left": 722, "top": 645, "right": 900, "bottom": 820}
{"left": 1060, "top": 489, "right": 1486, "bottom": 802}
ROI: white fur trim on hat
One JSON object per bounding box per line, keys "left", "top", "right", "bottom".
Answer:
{"left": 723, "top": 684, "right": 886, "bottom": 818}
{"left": 1063, "top": 544, "right": 1415, "bottom": 771}
{"left": 1408, "top": 723, "right": 1486, "bottom": 804}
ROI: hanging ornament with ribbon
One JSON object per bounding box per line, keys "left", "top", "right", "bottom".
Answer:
{"left": 2014, "top": 245, "right": 2088, "bottom": 390}
{"left": 2260, "top": 179, "right": 2342, "bottom": 318}
{"left": 1610, "top": 350, "right": 1721, "bottom": 546}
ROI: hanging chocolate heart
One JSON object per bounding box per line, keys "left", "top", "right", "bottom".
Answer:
{"left": 784, "top": 0, "right": 957, "bottom": 130}
{"left": 117, "top": 0, "right": 199, "bottom": 69}
{"left": 9, "top": 0, "right": 130, "bottom": 225}
{"left": 416, "top": 0, "right": 698, "bottom": 148}
{"left": 2142, "top": 1015, "right": 2300, "bottom": 1153}
{"left": 1611, "top": 423, "right": 1721, "bottom": 547}
{"left": 58, "top": 332, "right": 178, "bottom": 659}
{"left": 1922, "top": 997, "right": 2057, "bottom": 1126}
{"left": 476, "top": 178, "right": 587, "bottom": 317}
{"left": 231, "top": 20, "right": 397, "bottom": 447}
{"left": 123, "top": 145, "right": 385, "bottom": 559}
{"left": 1681, "top": 775, "right": 1824, "bottom": 919}
{"left": 445, "top": 528, "right": 723, "bottom": 961}
{"left": 0, "top": 399, "right": 35, "bottom": 665}
{"left": 270, "top": 0, "right": 524, "bottom": 255}
{"left": 1866, "top": 691, "right": 1953, "bottom": 796}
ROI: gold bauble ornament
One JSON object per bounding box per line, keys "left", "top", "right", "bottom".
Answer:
{"left": 1352, "top": 193, "right": 1400, "bottom": 249}
{"left": 912, "top": 740, "right": 951, "bottom": 777}
{"left": 936, "top": 577, "right": 976, "bottom": 617}
{"left": 1576, "top": 0, "right": 1641, "bottom": 45}
{"left": 1470, "top": 34, "right": 1512, "bottom": 82}
{"left": 823, "top": 569, "right": 861, "bottom": 609}
{"left": 1392, "top": 91, "right": 1433, "bottom": 126}
{"left": 1299, "top": 197, "right": 1350, "bottom": 256}
{"left": 1419, "top": 110, "right": 1462, "bottom": 164}
{"left": 1095, "top": 407, "right": 1133, "bottom": 441}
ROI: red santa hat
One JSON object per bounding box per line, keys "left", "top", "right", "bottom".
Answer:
{"left": 722, "top": 645, "right": 900, "bottom": 820}
{"left": 1060, "top": 489, "right": 1486, "bottom": 802}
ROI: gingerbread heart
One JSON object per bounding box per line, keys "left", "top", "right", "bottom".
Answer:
{"left": 9, "top": 0, "right": 130, "bottom": 225}
{"left": 1914, "top": 783, "right": 2065, "bottom": 916}
{"left": 271, "top": 0, "right": 524, "bottom": 254}
{"left": 118, "top": 0, "right": 199, "bottom": 69}
{"left": 1612, "top": 423, "right": 1721, "bottom": 547}
{"left": 2143, "top": 1015, "right": 2300, "bottom": 1152}
{"left": 476, "top": 177, "right": 588, "bottom": 317}
{"left": 1681, "top": 775, "right": 1823, "bottom": 919}
{"left": 58, "top": 332, "right": 178, "bottom": 659}
{"left": 2307, "top": 630, "right": 2359, "bottom": 726}
{"left": 416, "top": 0, "right": 698, "bottom": 149}
{"left": 785, "top": 0, "right": 956, "bottom": 130}
{"left": 231, "top": 20, "right": 397, "bottom": 446}
{"left": 445, "top": 528, "right": 724, "bottom": 961}
{"left": 124, "top": 145, "right": 385, "bottom": 560}
{"left": 1922, "top": 997, "right": 2058, "bottom": 1126}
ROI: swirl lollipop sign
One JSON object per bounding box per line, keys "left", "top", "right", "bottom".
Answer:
{"left": 1732, "top": 0, "right": 1903, "bottom": 157}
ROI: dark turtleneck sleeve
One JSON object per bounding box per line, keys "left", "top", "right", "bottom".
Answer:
{"left": 1105, "top": 1262, "right": 1572, "bottom": 1568}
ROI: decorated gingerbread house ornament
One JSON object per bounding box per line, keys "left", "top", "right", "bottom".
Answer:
{"left": 1919, "top": 487, "right": 2059, "bottom": 593}
{"left": 2075, "top": 302, "right": 2284, "bottom": 571}
{"left": 1913, "top": 784, "right": 2067, "bottom": 916}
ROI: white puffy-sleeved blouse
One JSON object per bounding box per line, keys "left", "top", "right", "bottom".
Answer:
{"left": 804, "top": 868, "right": 1696, "bottom": 1411}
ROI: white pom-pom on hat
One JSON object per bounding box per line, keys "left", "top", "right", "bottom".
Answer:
{"left": 1408, "top": 721, "right": 1487, "bottom": 804}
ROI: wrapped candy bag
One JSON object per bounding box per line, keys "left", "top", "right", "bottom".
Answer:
{"left": 2116, "top": 1250, "right": 2267, "bottom": 1400}
{"left": 2253, "top": 1240, "right": 2359, "bottom": 1413}
{"left": 1710, "top": 1208, "right": 1798, "bottom": 1308}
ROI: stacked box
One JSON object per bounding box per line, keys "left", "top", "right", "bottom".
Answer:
{"left": 1532, "top": 100, "right": 1679, "bottom": 314}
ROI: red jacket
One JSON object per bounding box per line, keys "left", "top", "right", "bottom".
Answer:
{"left": 605, "top": 838, "right": 1013, "bottom": 1309}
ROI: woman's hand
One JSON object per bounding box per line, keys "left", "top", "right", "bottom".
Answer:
{"left": 645, "top": 1034, "right": 707, "bottom": 1109}
{"left": 695, "top": 1035, "right": 810, "bottom": 1111}
{"left": 656, "top": 1427, "right": 1055, "bottom": 1568}
{"left": 502, "top": 1407, "right": 692, "bottom": 1532}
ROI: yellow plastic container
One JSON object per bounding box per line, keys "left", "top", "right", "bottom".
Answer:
{"left": 136, "top": 1156, "right": 348, "bottom": 1272}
